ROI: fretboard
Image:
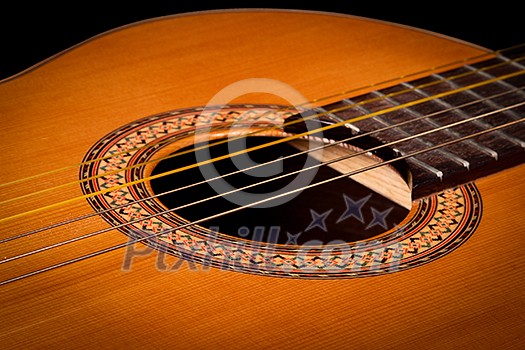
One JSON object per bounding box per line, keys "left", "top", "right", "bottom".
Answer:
{"left": 286, "top": 46, "right": 525, "bottom": 199}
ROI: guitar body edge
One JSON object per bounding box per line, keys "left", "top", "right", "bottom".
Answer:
{"left": 0, "top": 10, "right": 523, "bottom": 349}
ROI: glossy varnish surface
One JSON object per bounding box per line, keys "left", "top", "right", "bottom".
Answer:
{"left": 0, "top": 10, "right": 524, "bottom": 349}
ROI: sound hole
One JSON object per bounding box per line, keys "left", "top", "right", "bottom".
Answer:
{"left": 150, "top": 136, "right": 409, "bottom": 245}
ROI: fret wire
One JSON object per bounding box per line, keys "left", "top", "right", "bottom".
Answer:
{"left": 315, "top": 106, "right": 361, "bottom": 134}
{"left": 343, "top": 98, "right": 443, "bottom": 179}
{"left": 463, "top": 64, "right": 525, "bottom": 127}
{"left": 405, "top": 157, "right": 444, "bottom": 180}
{"left": 369, "top": 90, "right": 471, "bottom": 169}
{"left": 401, "top": 80, "right": 500, "bottom": 159}
{"left": 344, "top": 96, "right": 467, "bottom": 173}
{"left": 396, "top": 79, "right": 508, "bottom": 157}
{"left": 467, "top": 63, "right": 525, "bottom": 99}
{"left": 501, "top": 54, "right": 525, "bottom": 71}
{"left": 431, "top": 73, "right": 525, "bottom": 148}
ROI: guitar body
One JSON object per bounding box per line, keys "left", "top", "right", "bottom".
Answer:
{"left": 1, "top": 10, "right": 524, "bottom": 349}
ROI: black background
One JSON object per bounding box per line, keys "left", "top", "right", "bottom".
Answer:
{"left": 1, "top": 1, "right": 523, "bottom": 80}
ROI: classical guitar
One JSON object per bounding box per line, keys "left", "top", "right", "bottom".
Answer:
{"left": 1, "top": 9, "right": 524, "bottom": 349}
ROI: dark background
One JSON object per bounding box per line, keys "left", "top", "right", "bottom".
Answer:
{"left": 1, "top": 1, "right": 523, "bottom": 80}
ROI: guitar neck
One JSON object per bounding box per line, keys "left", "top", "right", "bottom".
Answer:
{"left": 287, "top": 46, "right": 525, "bottom": 199}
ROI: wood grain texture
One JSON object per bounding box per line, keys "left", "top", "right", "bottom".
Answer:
{"left": 0, "top": 9, "right": 523, "bottom": 349}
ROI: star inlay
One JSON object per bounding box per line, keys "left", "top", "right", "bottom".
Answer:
{"left": 285, "top": 232, "right": 302, "bottom": 245}
{"left": 305, "top": 209, "right": 333, "bottom": 232}
{"left": 337, "top": 194, "right": 371, "bottom": 224}
{"left": 366, "top": 207, "right": 393, "bottom": 230}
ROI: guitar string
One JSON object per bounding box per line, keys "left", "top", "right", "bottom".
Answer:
{"left": 2, "top": 85, "right": 521, "bottom": 245}
{"left": 0, "top": 46, "right": 507, "bottom": 189}
{"left": 1, "top": 67, "right": 524, "bottom": 225}
{"left": 2, "top": 100, "right": 523, "bottom": 264}
{"left": 1, "top": 116, "right": 523, "bottom": 286}
{"left": 1, "top": 53, "right": 523, "bottom": 206}
{"left": 1, "top": 57, "right": 524, "bottom": 212}
{"left": 0, "top": 43, "right": 525, "bottom": 194}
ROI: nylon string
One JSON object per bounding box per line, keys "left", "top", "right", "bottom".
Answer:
{"left": 0, "top": 45, "right": 521, "bottom": 190}
{"left": 0, "top": 64, "right": 523, "bottom": 224}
